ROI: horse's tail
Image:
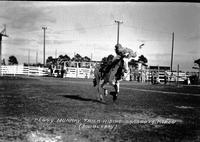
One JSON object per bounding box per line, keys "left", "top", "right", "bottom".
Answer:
{"left": 93, "top": 65, "right": 101, "bottom": 87}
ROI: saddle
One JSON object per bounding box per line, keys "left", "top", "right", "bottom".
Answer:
{"left": 100, "top": 58, "right": 125, "bottom": 80}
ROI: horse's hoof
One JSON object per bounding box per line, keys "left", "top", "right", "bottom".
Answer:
{"left": 98, "top": 95, "right": 104, "bottom": 102}
{"left": 98, "top": 98, "right": 104, "bottom": 102}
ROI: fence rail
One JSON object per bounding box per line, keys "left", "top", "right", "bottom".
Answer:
{"left": 1, "top": 65, "right": 94, "bottom": 78}
{"left": 63, "top": 67, "right": 93, "bottom": 78}
{"left": 0, "top": 65, "right": 189, "bottom": 82}
{"left": 1, "top": 65, "right": 48, "bottom": 76}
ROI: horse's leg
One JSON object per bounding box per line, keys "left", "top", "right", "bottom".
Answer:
{"left": 97, "top": 83, "right": 104, "bottom": 101}
{"left": 93, "top": 74, "right": 103, "bottom": 101}
{"left": 94, "top": 79, "right": 105, "bottom": 102}
{"left": 101, "top": 81, "right": 108, "bottom": 96}
{"left": 95, "top": 79, "right": 105, "bottom": 102}
{"left": 93, "top": 66, "right": 104, "bottom": 102}
{"left": 100, "top": 80, "right": 108, "bottom": 98}
{"left": 108, "top": 80, "right": 117, "bottom": 102}
{"left": 114, "top": 81, "right": 120, "bottom": 94}
{"left": 112, "top": 81, "right": 120, "bottom": 102}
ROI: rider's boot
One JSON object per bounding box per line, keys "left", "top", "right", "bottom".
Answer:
{"left": 113, "top": 93, "right": 117, "bottom": 102}
{"left": 93, "top": 78, "right": 97, "bottom": 87}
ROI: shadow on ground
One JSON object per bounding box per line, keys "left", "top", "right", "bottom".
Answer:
{"left": 59, "top": 95, "right": 106, "bottom": 104}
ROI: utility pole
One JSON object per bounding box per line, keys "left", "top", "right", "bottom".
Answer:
{"left": 115, "top": 20, "right": 123, "bottom": 44}
{"left": 170, "top": 32, "right": 174, "bottom": 73}
{"left": 0, "top": 25, "right": 8, "bottom": 76}
{"left": 177, "top": 64, "right": 179, "bottom": 86}
{"left": 42, "top": 27, "right": 47, "bottom": 66}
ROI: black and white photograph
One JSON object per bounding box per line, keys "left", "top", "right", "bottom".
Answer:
{"left": 0, "top": 1, "right": 200, "bottom": 142}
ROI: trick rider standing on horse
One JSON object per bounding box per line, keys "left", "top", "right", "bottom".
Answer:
{"left": 100, "top": 43, "right": 136, "bottom": 80}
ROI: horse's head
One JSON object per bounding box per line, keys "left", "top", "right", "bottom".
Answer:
{"left": 123, "top": 51, "right": 137, "bottom": 71}
{"left": 121, "top": 57, "right": 130, "bottom": 74}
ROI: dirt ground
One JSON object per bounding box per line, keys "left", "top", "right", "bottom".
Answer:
{"left": 0, "top": 76, "right": 200, "bottom": 142}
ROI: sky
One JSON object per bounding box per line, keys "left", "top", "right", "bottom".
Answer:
{"left": 0, "top": 1, "right": 200, "bottom": 71}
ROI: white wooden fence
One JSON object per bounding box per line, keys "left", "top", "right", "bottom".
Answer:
{"left": 1, "top": 65, "right": 48, "bottom": 76}
{"left": 145, "top": 70, "right": 188, "bottom": 83}
{"left": 1, "top": 65, "right": 188, "bottom": 82}
{"left": 165, "top": 71, "right": 188, "bottom": 82}
{"left": 63, "top": 67, "right": 94, "bottom": 79}
{"left": 1, "top": 65, "right": 94, "bottom": 78}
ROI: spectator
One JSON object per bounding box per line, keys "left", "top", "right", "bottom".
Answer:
{"left": 164, "top": 74, "right": 167, "bottom": 85}
{"left": 61, "top": 66, "right": 64, "bottom": 78}
{"left": 151, "top": 72, "right": 154, "bottom": 84}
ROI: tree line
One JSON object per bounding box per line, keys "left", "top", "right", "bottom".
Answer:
{"left": 46, "top": 53, "right": 91, "bottom": 67}
{"left": 1, "top": 56, "right": 18, "bottom": 65}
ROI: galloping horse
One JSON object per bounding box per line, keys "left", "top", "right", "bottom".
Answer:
{"left": 93, "top": 56, "right": 131, "bottom": 102}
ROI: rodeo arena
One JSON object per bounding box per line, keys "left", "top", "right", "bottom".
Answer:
{"left": 1, "top": 56, "right": 198, "bottom": 85}
{"left": 1, "top": 5, "right": 200, "bottom": 142}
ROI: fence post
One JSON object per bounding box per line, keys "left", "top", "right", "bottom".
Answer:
{"left": 27, "top": 66, "right": 29, "bottom": 76}
{"left": 0, "top": 66, "right": 4, "bottom": 76}
{"left": 76, "top": 62, "right": 78, "bottom": 78}
{"left": 14, "top": 65, "right": 16, "bottom": 77}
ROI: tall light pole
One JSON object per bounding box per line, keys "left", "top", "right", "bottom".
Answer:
{"left": 115, "top": 20, "right": 123, "bottom": 44}
{"left": 42, "top": 27, "right": 47, "bottom": 66}
{"left": 0, "top": 25, "right": 8, "bottom": 76}
{"left": 170, "top": 32, "right": 174, "bottom": 73}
